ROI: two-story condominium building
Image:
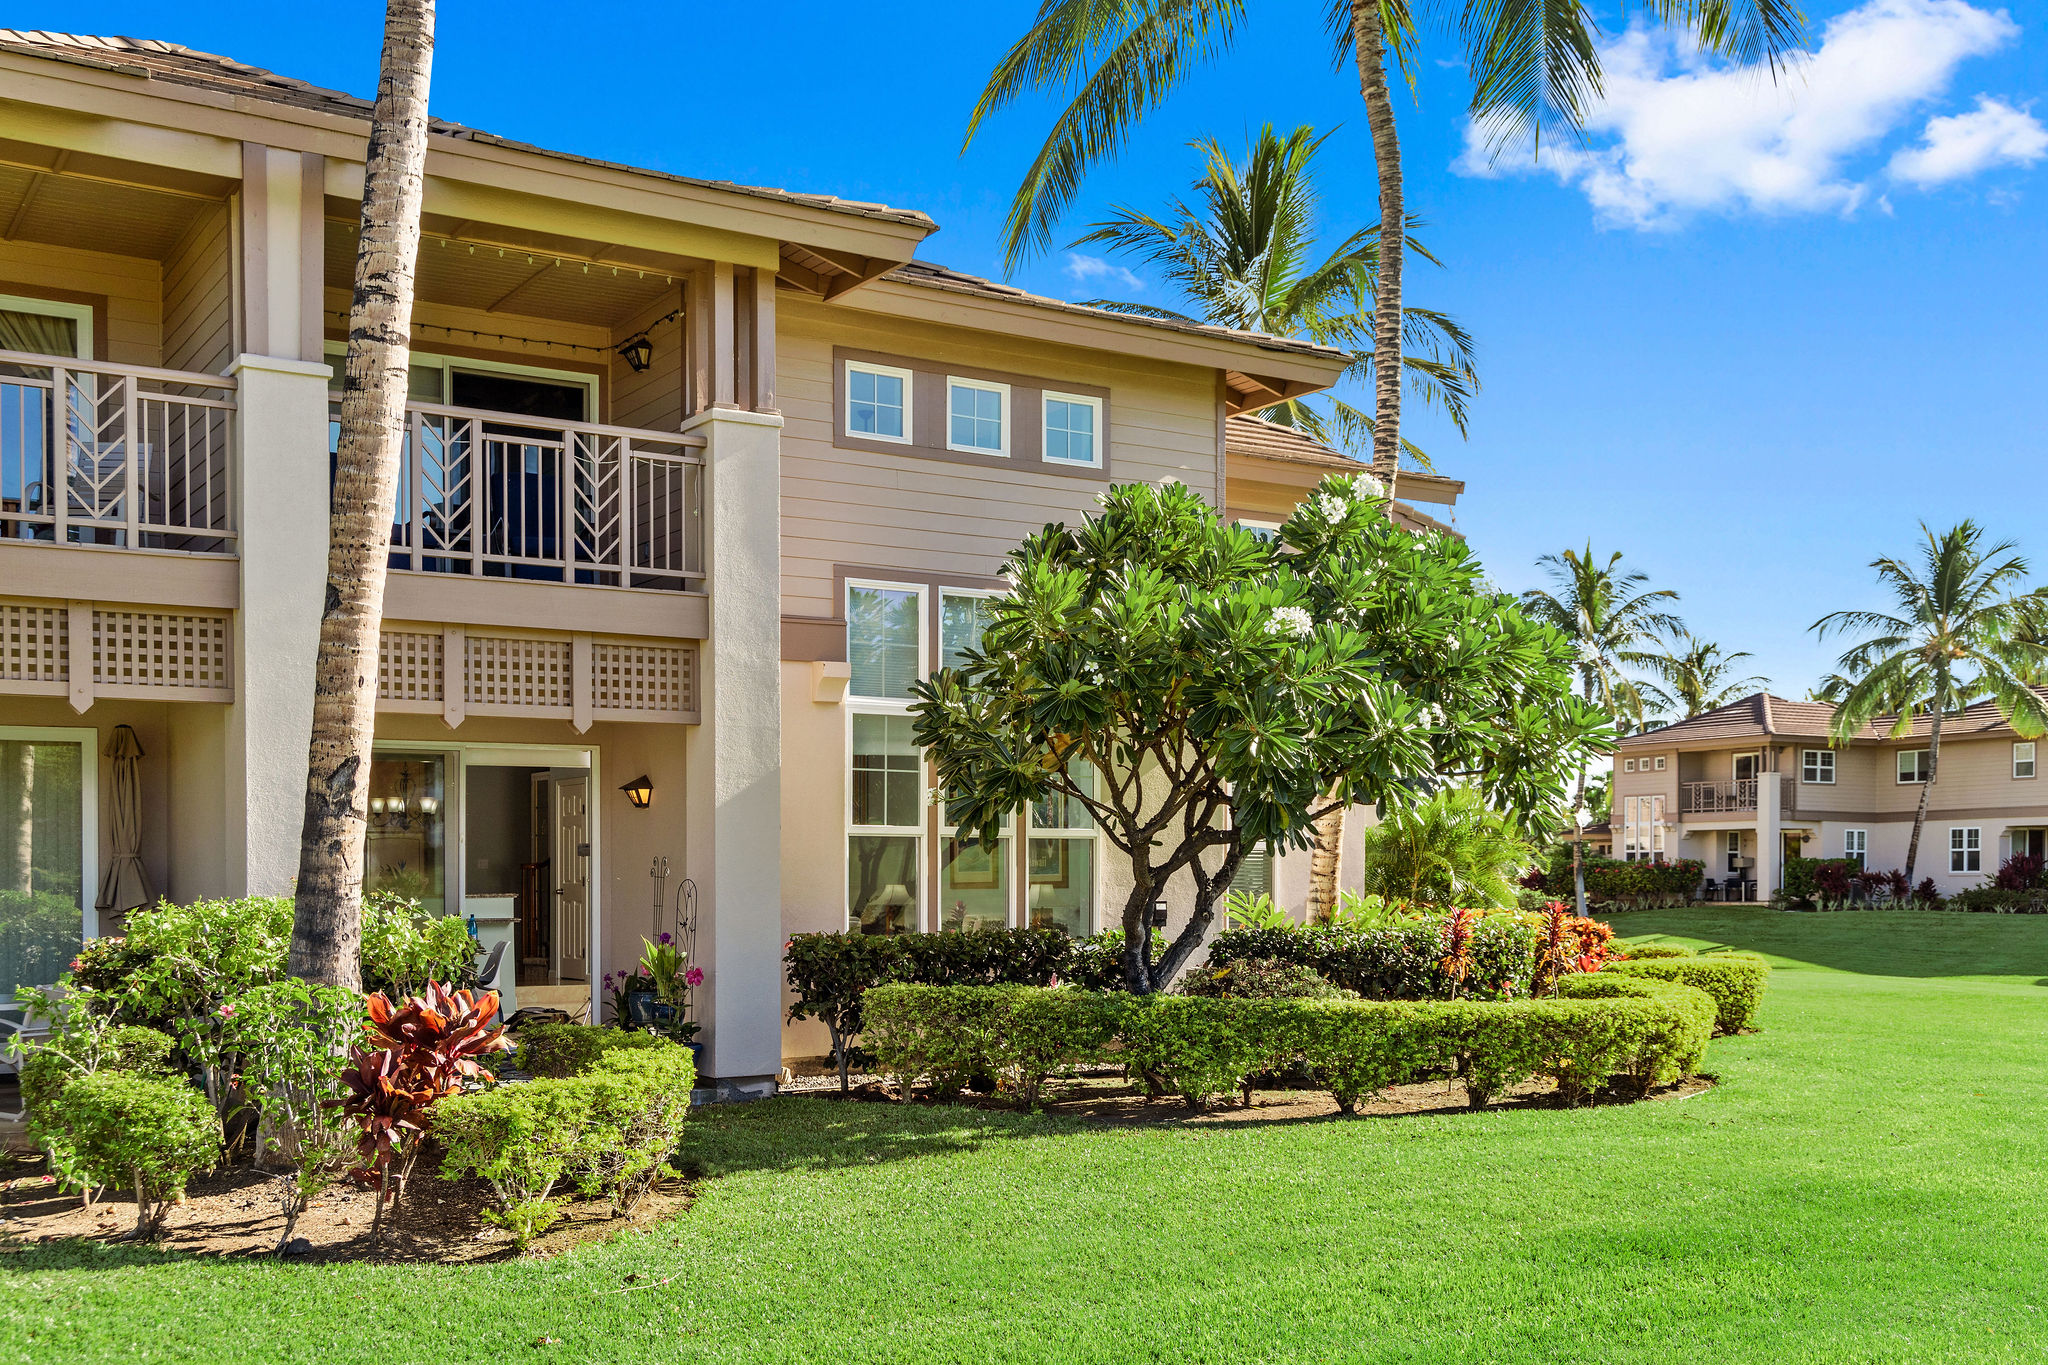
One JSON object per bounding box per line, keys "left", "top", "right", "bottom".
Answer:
{"left": 1612, "top": 692, "right": 2048, "bottom": 900}
{"left": 0, "top": 32, "right": 1374, "bottom": 1088}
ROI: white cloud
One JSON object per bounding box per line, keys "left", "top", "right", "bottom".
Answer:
{"left": 1457, "top": 0, "right": 2029, "bottom": 227}
{"left": 1062, "top": 253, "right": 1144, "bottom": 294}
{"left": 1888, "top": 95, "right": 2048, "bottom": 183}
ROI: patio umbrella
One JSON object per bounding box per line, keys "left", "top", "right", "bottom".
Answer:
{"left": 94, "top": 724, "right": 153, "bottom": 916}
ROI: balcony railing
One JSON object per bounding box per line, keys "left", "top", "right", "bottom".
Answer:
{"left": 330, "top": 401, "right": 705, "bottom": 591}
{"left": 0, "top": 350, "right": 236, "bottom": 553}
{"left": 1682, "top": 779, "right": 1758, "bottom": 814}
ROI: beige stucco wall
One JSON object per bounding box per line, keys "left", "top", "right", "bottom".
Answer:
{"left": 774, "top": 296, "right": 1224, "bottom": 620}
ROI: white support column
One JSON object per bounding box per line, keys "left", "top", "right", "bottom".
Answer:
{"left": 1755, "top": 777, "right": 1782, "bottom": 900}
{"left": 681, "top": 405, "right": 784, "bottom": 1090}
{"left": 225, "top": 354, "right": 332, "bottom": 895}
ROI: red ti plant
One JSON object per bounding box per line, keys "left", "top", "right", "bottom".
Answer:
{"left": 1534, "top": 901, "right": 1617, "bottom": 993}
{"left": 335, "top": 982, "right": 513, "bottom": 1242}
{"left": 1438, "top": 908, "right": 1479, "bottom": 997}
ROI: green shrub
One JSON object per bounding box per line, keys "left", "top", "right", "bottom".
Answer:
{"left": 1605, "top": 953, "right": 1770, "bottom": 1034}
{"left": 1531, "top": 850, "right": 1706, "bottom": 900}
{"left": 861, "top": 978, "right": 1716, "bottom": 1112}
{"left": 1060, "top": 928, "right": 1164, "bottom": 992}
{"left": 1355, "top": 787, "right": 1532, "bottom": 908}
{"left": 515, "top": 1023, "right": 667, "bottom": 1078}
{"left": 437, "top": 1039, "right": 695, "bottom": 1246}
{"left": 1944, "top": 887, "right": 2048, "bottom": 914}
{"left": 1178, "top": 958, "right": 1358, "bottom": 1000}
{"left": 1617, "top": 942, "right": 1696, "bottom": 960}
{"left": 1782, "top": 858, "right": 1862, "bottom": 902}
{"left": 19, "top": 1024, "right": 177, "bottom": 1195}
{"left": 1207, "top": 915, "right": 1542, "bottom": 1002}
{"left": 52, "top": 1071, "right": 222, "bottom": 1237}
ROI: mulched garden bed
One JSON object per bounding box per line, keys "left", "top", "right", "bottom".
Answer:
{"left": 0, "top": 1155, "right": 691, "bottom": 1265}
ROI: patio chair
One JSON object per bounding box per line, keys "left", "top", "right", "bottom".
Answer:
{"left": 1723, "top": 876, "right": 1747, "bottom": 902}
{"left": 1699, "top": 880, "right": 1721, "bottom": 903}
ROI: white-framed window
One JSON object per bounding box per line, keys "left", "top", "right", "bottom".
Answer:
{"left": 1898, "top": 749, "right": 1930, "bottom": 784}
{"left": 946, "top": 377, "right": 1008, "bottom": 456}
{"left": 2016, "top": 742, "right": 2037, "bottom": 779}
{"left": 845, "top": 360, "right": 912, "bottom": 443}
{"left": 0, "top": 726, "right": 98, "bottom": 1006}
{"left": 846, "top": 579, "right": 927, "bottom": 933}
{"left": 1621, "top": 794, "right": 1666, "bottom": 862}
{"left": 1028, "top": 758, "right": 1099, "bottom": 934}
{"left": 1043, "top": 391, "right": 1103, "bottom": 468}
{"left": 1950, "top": 826, "right": 1982, "bottom": 874}
{"left": 1844, "top": 829, "right": 1867, "bottom": 863}
{"left": 939, "top": 589, "right": 1000, "bottom": 674}
{"left": 0, "top": 292, "right": 94, "bottom": 360}
{"left": 324, "top": 344, "right": 598, "bottom": 417}
{"left": 1654, "top": 755, "right": 1667, "bottom": 771}
{"left": 1234, "top": 518, "right": 1281, "bottom": 543}
{"left": 1802, "top": 748, "right": 1835, "bottom": 784}
{"left": 1623, "top": 759, "right": 1636, "bottom": 773}
{"left": 1725, "top": 831, "right": 1743, "bottom": 874}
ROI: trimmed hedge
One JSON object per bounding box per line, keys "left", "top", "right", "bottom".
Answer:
{"left": 437, "top": 1040, "right": 696, "bottom": 1246}
{"left": 1606, "top": 953, "right": 1770, "bottom": 1035}
{"left": 514, "top": 1023, "right": 668, "bottom": 1078}
{"left": 1530, "top": 850, "right": 1706, "bottom": 900}
{"left": 1616, "top": 942, "right": 1695, "bottom": 961}
{"left": 861, "top": 977, "right": 1714, "bottom": 1111}
{"left": 1206, "top": 917, "right": 1541, "bottom": 1002}
{"left": 50, "top": 1070, "right": 223, "bottom": 1236}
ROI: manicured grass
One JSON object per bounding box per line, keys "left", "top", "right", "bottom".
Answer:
{"left": 8, "top": 909, "right": 2048, "bottom": 1363}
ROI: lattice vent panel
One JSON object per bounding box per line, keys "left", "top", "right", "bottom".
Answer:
{"left": 590, "top": 641, "right": 696, "bottom": 716}
{"left": 0, "top": 602, "right": 68, "bottom": 684}
{"left": 466, "top": 635, "right": 571, "bottom": 710}
{"left": 377, "top": 631, "right": 445, "bottom": 705}
{"left": 91, "top": 610, "right": 231, "bottom": 692}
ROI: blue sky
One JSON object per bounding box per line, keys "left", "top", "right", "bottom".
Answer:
{"left": 29, "top": 0, "right": 2047, "bottom": 699}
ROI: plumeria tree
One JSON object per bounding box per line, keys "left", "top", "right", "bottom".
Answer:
{"left": 911, "top": 476, "right": 1607, "bottom": 993}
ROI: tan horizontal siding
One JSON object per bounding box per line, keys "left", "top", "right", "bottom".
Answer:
{"left": 161, "top": 203, "right": 233, "bottom": 376}
{"left": 0, "top": 238, "right": 161, "bottom": 365}
{"left": 777, "top": 297, "right": 1221, "bottom": 618}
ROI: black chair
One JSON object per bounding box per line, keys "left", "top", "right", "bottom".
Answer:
{"left": 1700, "top": 879, "right": 1721, "bottom": 902}
{"left": 1723, "top": 876, "right": 1747, "bottom": 902}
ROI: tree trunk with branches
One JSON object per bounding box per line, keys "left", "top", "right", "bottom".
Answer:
{"left": 1348, "top": 0, "right": 1404, "bottom": 500}
{"left": 289, "top": 0, "right": 436, "bottom": 988}
{"left": 1904, "top": 702, "right": 1943, "bottom": 882}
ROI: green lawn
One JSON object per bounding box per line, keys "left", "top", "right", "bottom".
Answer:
{"left": 8, "top": 910, "right": 2048, "bottom": 1363}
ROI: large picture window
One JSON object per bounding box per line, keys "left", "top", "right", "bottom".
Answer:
{"left": 847, "top": 579, "right": 926, "bottom": 934}
{"left": 0, "top": 729, "right": 94, "bottom": 1008}
{"left": 1029, "top": 760, "right": 1098, "bottom": 934}
{"left": 1620, "top": 794, "right": 1665, "bottom": 862}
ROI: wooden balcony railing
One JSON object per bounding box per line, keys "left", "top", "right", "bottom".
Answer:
{"left": 1682, "top": 779, "right": 1758, "bottom": 814}
{"left": 0, "top": 350, "right": 236, "bottom": 553}
{"left": 331, "top": 401, "right": 705, "bottom": 592}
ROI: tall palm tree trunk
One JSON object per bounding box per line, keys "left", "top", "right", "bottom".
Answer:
{"left": 289, "top": 0, "right": 436, "bottom": 988}
{"left": 1348, "top": 0, "right": 1404, "bottom": 501}
{"left": 1903, "top": 702, "right": 1943, "bottom": 883}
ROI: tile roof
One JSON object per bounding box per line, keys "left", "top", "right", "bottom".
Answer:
{"left": 1620, "top": 689, "right": 2046, "bottom": 747}
{"left": 0, "top": 31, "right": 937, "bottom": 230}
{"left": 1224, "top": 414, "right": 1368, "bottom": 470}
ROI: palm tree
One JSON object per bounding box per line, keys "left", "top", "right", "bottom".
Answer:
{"left": 289, "top": 0, "right": 437, "bottom": 989}
{"left": 1520, "top": 545, "right": 1683, "bottom": 911}
{"left": 1073, "top": 123, "right": 1476, "bottom": 468}
{"left": 1641, "top": 634, "right": 1768, "bottom": 723}
{"left": 1812, "top": 522, "right": 2048, "bottom": 882}
{"left": 965, "top": 0, "right": 1804, "bottom": 494}
{"left": 1355, "top": 786, "right": 1531, "bottom": 909}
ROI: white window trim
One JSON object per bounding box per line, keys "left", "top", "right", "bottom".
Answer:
{"left": 843, "top": 359, "right": 914, "bottom": 445}
{"left": 1654, "top": 755, "right": 1666, "bottom": 771}
{"left": 0, "top": 293, "right": 93, "bottom": 360}
{"left": 1027, "top": 761, "right": 1102, "bottom": 934}
{"left": 1898, "top": 749, "right": 1929, "bottom": 785}
{"left": 0, "top": 725, "right": 100, "bottom": 946}
{"left": 323, "top": 343, "right": 599, "bottom": 413}
{"left": 1844, "top": 828, "right": 1867, "bottom": 861}
{"left": 1042, "top": 390, "right": 1105, "bottom": 468}
{"left": 2015, "top": 742, "right": 2037, "bottom": 780}
{"left": 938, "top": 586, "right": 1003, "bottom": 675}
{"left": 945, "top": 376, "right": 1010, "bottom": 457}
{"left": 1801, "top": 748, "right": 1835, "bottom": 784}
{"left": 1950, "top": 825, "right": 1982, "bottom": 874}
{"left": 1623, "top": 759, "right": 1635, "bottom": 773}
{"left": 845, "top": 579, "right": 929, "bottom": 931}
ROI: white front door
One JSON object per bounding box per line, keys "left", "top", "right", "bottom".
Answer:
{"left": 553, "top": 776, "right": 590, "bottom": 982}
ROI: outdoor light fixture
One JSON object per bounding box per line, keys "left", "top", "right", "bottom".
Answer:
{"left": 621, "top": 775, "right": 654, "bottom": 809}
{"left": 619, "top": 336, "right": 654, "bottom": 372}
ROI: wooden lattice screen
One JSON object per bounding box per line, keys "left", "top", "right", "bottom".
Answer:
{"left": 0, "top": 599, "right": 233, "bottom": 708}
{"left": 375, "top": 624, "right": 698, "bottom": 728}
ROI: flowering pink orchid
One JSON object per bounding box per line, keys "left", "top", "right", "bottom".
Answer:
{"left": 684, "top": 966, "right": 704, "bottom": 988}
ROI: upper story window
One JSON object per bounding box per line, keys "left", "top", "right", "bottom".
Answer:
{"left": 947, "top": 378, "right": 1008, "bottom": 456}
{"left": 1653, "top": 755, "right": 1666, "bottom": 771}
{"left": 845, "top": 361, "right": 911, "bottom": 443}
{"left": 847, "top": 582, "right": 924, "bottom": 701}
{"left": 1898, "top": 749, "right": 1930, "bottom": 784}
{"left": 1801, "top": 749, "right": 1835, "bottom": 784}
{"left": 1043, "top": 392, "right": 1103, "bottom": 468}
{"left": 1623, "top": 758, "right": 1636, "bottom": 773}
{"left": 2016, "top": 742, "right": 2037, "bottom": 779}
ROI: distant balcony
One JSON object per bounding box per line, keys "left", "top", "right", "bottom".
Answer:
{"left": 331, "top": 401, "right": 704, "bottom": 592}
{"left": 1682, "top": 779, "right": 1759, "bottom": 814}
{"left": 0, "top": 350, "right": 236, "bottom": 554}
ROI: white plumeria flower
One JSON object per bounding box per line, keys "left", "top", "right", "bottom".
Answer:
{"left": 1267, "top": 606, "right": 1314, "bottom": 640}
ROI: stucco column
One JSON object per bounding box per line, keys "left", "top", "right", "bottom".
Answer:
{"left": 225, "top": 354, "right": 331, "bottom": 894}
{"left": 1755, "top": 775, "right": 1782, "bottom": 900}
{"left": 682, "top": 405, "right": 784, "bottom": 1090}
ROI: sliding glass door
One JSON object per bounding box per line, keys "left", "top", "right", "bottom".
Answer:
{"left": 0, "top": 730, "right": 91, "bottom": 1007}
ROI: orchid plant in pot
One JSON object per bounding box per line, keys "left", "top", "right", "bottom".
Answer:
{"left": 608, "top": 933, "right": 703, "bottom": 1051}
